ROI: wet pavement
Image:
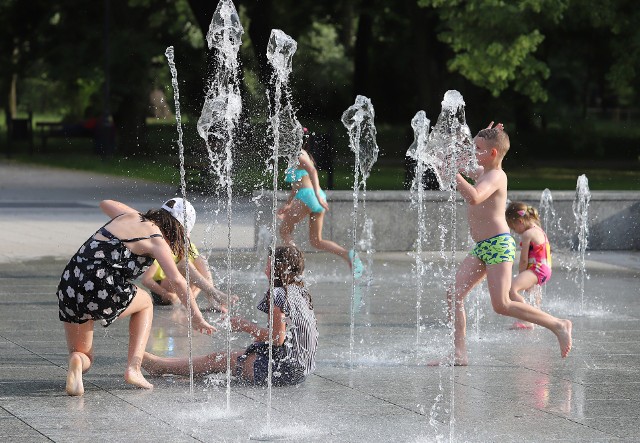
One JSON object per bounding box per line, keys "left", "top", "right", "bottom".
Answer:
{"left": 1, "top": 161, "right": 640, "bottom": 442}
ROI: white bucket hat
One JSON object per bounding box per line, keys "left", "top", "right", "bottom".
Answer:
{"left": 161, "top": 197, "right": 196, "bottom": 235}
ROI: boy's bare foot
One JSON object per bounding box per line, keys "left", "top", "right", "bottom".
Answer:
{"left": 66, "top": 353, "right": 84, "bottom": 396}
{"left": 509, "top": 321, "right": 534, "bottom": 330}
{"left": 556, "top": 319, "right": 572, "bottom": 358}
{"left": 124, "top": 366, "right": 154, "bottom": 390}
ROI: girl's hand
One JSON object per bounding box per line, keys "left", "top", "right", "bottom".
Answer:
{"left": 318, "top": 196, "right": 329, "bottom": 212}
{"left": 192, "top": 314, "right": 217, "bottom": 335}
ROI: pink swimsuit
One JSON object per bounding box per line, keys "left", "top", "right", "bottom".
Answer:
{"left": 522, "top": 227, "right": 552, "bottom": 285}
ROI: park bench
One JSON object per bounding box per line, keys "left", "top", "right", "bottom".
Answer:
{"left": 36, "top": 121, "right": 96, "bottom": 151}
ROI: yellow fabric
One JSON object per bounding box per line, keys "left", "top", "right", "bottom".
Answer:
{"left": 152, "top": 244, "right": 199, "bottom": 282}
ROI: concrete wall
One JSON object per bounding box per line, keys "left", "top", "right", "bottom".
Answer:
{"left": 254, "top": 190, "right": 640, "bottom": 251}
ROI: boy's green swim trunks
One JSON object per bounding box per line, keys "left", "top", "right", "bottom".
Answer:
{"left": 470, "top": 233, "right": 516, "bottom": 265}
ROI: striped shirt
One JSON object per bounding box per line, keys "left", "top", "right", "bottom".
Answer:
{"left": 257, "top": 284, "right": 318, "bottom": 376}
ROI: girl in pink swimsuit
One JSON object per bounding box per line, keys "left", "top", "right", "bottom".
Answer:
{"left": 505, "top": 201, "right": 552, "bottom": 329}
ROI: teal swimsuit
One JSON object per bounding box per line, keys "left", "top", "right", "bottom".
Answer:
{"left": 470, "top": 233, "right": 516, "bottom": 265}
{"left": 284, "top": 166, "right": 326, "bottom": 213}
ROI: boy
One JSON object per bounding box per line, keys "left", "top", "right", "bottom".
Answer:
{"left": 433, "top": 124, "right": 572, "bottom": 366}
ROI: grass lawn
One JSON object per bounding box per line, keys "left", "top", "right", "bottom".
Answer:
{"left": 4, "top": 150, "right": 639, "bottom": 193}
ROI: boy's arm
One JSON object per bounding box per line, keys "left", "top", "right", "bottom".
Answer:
{"left": 456, "top": 171, "right": 502, "bottom": 205}
{"left": 100, "top": 200, "right": 137, "bottom": 218}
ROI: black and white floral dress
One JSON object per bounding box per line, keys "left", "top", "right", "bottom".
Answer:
{"left": 57, "top": 216, "right": 161, "bottom": 327}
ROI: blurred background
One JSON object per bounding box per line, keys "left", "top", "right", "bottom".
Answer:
{"left": 1, "top": 0, "right": 639, "bottom": 192}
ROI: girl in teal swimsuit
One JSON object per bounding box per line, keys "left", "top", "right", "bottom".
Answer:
{"left": 277, "top": 130, "right": 363, "bottom": 277}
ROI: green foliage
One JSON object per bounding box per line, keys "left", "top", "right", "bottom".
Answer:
{"left": 418, "top": 0, "right": 568, "bottom": 102}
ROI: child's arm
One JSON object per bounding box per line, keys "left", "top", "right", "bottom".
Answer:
{"left": 100, "top": 200, "right": 137, "bottom": 218}
{"left": 140, "top": 262, "right": 176, "bottom": 300}
{"left": 177, "top": 259, "right": 235, "bottom": 313}
{"left": 276, "top": 188, "right": 296, "bottom": 215}
{"left": 299, "top": 151, "right": 329, "bottom": 211}
{"left": 518, "top": 233, "right": 532, "bottom": 273}
{"left": 151, "top": 239, "right": 216, "bottom": 334}
{"left": 231, "top": 307, "right": 287, "bottom": 346}
{"left": 456, "top": 171, "right": 502, "bottom": 205}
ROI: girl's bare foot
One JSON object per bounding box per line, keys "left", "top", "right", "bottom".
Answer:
{"left": 124, "top": 366, "right": 154, "bottom": 390}
{"left": 556, "top": 319, "right": 572, "bottom": 358}
{"left": 66, "top": 353, "right": 85, "bottom": 396}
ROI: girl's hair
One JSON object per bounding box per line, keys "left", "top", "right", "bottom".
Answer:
{"left": 270, "top": 245, "right": 313, "bottom": 309}
{"left": 141, "top": 208, "right": 188, "bottom": 260}
{"left": 506, "top": 201, "right": 541, "bottom": 228}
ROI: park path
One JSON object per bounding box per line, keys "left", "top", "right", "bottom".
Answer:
{"left": 0, "top": 160, "right": 254, "bottom": 264}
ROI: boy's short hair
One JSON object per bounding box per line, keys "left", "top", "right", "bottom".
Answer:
{"left": 476, "top": 128, "right": 510, "bottom": 158}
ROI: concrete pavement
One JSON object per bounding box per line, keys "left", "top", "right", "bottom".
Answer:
{"left": 1, "top": 160, "right": 640, "bottom": 442}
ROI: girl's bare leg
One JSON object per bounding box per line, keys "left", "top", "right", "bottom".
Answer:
{"left": 143, "top": 350, "right": 245, "bottom": 376}
{"left": 119, "top": 288, "right": 154, "bottom": 389}
{"left": 308, "top": 211, "right": 350, "bottom": 264}
{"left": 508, "top": 270, "right": 539, "bottom": 329}
{"left": 64, "top": 320, "right": 95, "bottom": 396}
{"left": 278, "top": 199, "right": 310, "bottom": 246}
{"left": 486, "top": 263, "right": 572, "bottom": 357}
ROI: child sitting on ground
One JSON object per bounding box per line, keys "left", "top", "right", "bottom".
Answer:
{"left": 506, "top": 201, "right": 553, "bottom": 329}
{"left": 143, "top": 245, "right": 318, "bottom": 386}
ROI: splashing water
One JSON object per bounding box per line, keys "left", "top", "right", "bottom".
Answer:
{"left": 341, "top": 95, "right": 379, "bottom": 376}
{"left": 196, "top": 0, "right": 244, "bottom": 410}
{"left": 573, "top": 174, "right": 591, "bottom": 313}
{"left": 407, "top": 110, "right": 431, "bottom": 346}
{"left": 265, "top": 28, "right": 302, "bottom": 437}
{"left": 164, "top": 46, "right": 195, "bottom": 396}
{"left": 426, "top": 90, "right": 477, "bottom": 191}
{"left": 355, "top": 217, "right": 375, "bottom": 313}
{"left": 424, "top": 90, "right": 476, "bottom": 441}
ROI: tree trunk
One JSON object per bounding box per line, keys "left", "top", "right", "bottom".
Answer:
{"left": 112, "top": 93, "right": 148, "bottom": 157}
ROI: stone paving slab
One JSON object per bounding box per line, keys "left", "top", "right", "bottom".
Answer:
{"left": 1, "top": 250, "right": 639, "bottom": 442}
{"left": 2, "top": 161, "right": 640, "bottom": 441}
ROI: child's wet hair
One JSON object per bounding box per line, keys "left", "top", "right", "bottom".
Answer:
{"left": 476, "top": 127, "right": 510, "bottom": 158}
{"left": 270, "top": 245, "right": 305, "bottom": 287}
{"left": 506, "top": 201, "right": 541, "bottom": 227}
{"left": 142, "top": 208, "right": 188, "bottom": 260}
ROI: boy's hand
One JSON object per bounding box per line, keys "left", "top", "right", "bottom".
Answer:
{"left": 486, "top": 121, "right": 504, "bottom": 131}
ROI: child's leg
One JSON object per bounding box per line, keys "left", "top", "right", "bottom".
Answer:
{"left": 308, "top": 211, "right": 350, "bottom": 264}
{"left": 119, "top": 288, "right": 154, "bottom": 389}
{"left": 450, "top": 255, "right": 486, "bottom": 365}
{"left": 485, "top": 263, "right": 572, "bottom": 357}
{"left": 508, "top": 270, "right": 539, "bottom": 329}
{"left": 143, "top": 350, "right": 245, "bottom": 376}
{"left": 64, "top": 320, "right": 95, "bottom": 396}
{"left": 428, "top": 255, "right": 485, "bottom": 366}
{"left": 509, "top": 270, "right": 537, "bottom": 303}
{"left": 278, "top": 199, "right": 310, "bottom": 245}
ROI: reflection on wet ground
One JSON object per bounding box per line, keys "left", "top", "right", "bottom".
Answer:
{"left": 1, "top": 251, "right": 639, "bottom": 441}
